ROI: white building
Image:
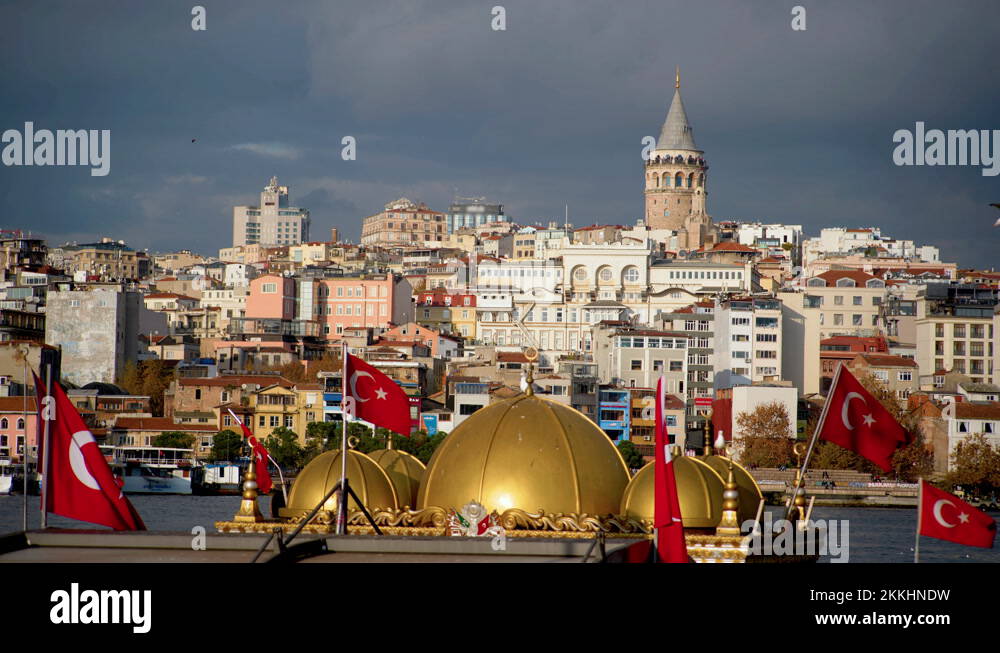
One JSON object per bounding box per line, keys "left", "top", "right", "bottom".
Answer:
{"left": 232, "top": 176, "right": 310, "bottom": 247}
{"left": 802, "top": 227, "right": 940, "bottom": 267}
{"left": 712, "top": 296, "right": 783, "bottom": 390}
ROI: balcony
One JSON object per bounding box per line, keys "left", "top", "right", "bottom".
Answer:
{"left": 227, "top": 317, "right": 320, "bottom": 337}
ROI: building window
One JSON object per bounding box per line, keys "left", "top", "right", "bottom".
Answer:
{"left": 631, "top": 360, "right": 642, "bottom": 371}
{"left": 262, "top": 283, "right": 277, "bottom": 293}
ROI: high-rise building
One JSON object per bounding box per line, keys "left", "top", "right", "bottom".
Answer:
{"left": 232, "top": 176, "right": 311, "bottom": 247}
{"left": 643, "top": 68, "right": 716, "bottom": 250}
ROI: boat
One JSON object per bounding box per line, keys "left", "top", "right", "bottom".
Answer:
{"left": 104, "top": 446, "right": 197, "bottom": 495}
{"left": 0, "top": 457, "right": 13, "bottom": 495}
{"left": 191, "top": 462, "right": 244, "bottom": 495}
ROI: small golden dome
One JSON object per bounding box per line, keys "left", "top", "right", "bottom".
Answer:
{"left": 368, "top": 448, "right": 426, "bottom": 509}
{"left": 417, "top": 393, "right": 630, "bottom": 516}
{"left": 619, "top": 456, "right": 726, "bottom": 528}
{"left": 279, "top": 449, "right": 398, "bottom": 519}
{"left": 703, "top": 455, "right": 762, "bottom": 524}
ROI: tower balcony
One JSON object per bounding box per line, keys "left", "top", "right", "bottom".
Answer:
{"left": 645, "top": 154, "right": 706, "bottom": 167}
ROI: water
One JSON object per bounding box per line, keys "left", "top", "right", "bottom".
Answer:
{"left": 0, "top": 494, "right": 274, "bottom": 534}
{"left": 1, "top": 495, "right": 997, "bottom": 563}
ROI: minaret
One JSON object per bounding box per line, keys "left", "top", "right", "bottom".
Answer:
{"left": 643, "top": 68, "right": 712, "bottom": 249}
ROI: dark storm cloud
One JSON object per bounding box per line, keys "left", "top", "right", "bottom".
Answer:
{"left": 1, "top": 0, "right": 998, "bottom": 266}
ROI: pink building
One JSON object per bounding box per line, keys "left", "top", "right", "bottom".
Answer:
{"left": 246, "top": 275, "right": 297, "bottom": 320}
{"left": 310, "top": 275, "right": 413, "bottom": 338}
{"left": 0, "top": 396, "right": 39, "bottom": 462}
{"left": 243, "top": 273, "right": 413, "bottom": 339}
{"left": 382, "top": 322, "right": 461, "bottom": 358}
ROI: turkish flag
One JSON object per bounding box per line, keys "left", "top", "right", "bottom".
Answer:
{"left": 919, "top": 480, "right": 996, "bottom": 548}
{"left": 345, "top": 353, "right": 412, "bottom": 437}
{"left": 33, "top": 373, "right": 145, "bottom": 531}
{"left": 654, "top": 376, "right": 688, "bottom": 563}
{"left": 227, "top": 409, "right": 272, "bottom": 495}
{"left": 817, "top": 365, "right": 911, "bottom": 473}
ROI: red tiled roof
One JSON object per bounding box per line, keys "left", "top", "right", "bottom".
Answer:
{"left": 711, "top": 242, "right": 757, "bottom": 253}
{"left": 497, "top": 352, "right": 529, "bottom": 363}
{"left": 814, "top": 270, "right": 881, "bottom": 285}
{"left": 0, "top": 397, "right": 38, "bottom": 412}
{"left": 953, "top": 403, "right": 1000, "bottom": 420}
{"left": 851, "top": 353, "right": 918, "bottom": 368}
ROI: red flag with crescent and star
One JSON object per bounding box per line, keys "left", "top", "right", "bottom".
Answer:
{"left": 345, "top": 352, "right": 412, "bottom": 436}
{"left": 33, "top": 373, "right": 145, "bottom": 531}
{"left": 226, "top": 408, "right": 272, "bottom": 495}
{"left": 654, "top": 376, "right": 688, "bottom": 562}
{"left": 817, "top": 365, "right": 911, "bottom": 473}
{"left": 919, "top": 480, "right": 996, "bottom": 548}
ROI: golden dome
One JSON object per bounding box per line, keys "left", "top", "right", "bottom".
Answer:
{"left": 367, "top": 448, "right": 426, "bottom": 509}
{"left": 417, "top": 393, "right": 630, "bottom": 516}
{"left": 279, "top": 449, "right": 398, "bottom": 519}
{"left": 703, "top": 455, "right": 762, "bottom": 524}
{"left": 619, "top": 456, "right": 725, "bottom": 528}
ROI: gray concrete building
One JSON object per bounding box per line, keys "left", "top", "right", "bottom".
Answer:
{"left": 45, "top": 287, "right": 165, "bottom": 386}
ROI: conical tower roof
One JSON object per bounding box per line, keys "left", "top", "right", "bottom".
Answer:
{"left": 656, "top": 68, "right": 700, "bottom": 152}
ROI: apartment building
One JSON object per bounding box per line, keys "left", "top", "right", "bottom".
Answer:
{"left": 915, "top": 284, "right": 997, "bottom": 387}
{"left": 55, "top": 239, "right": 147, "bottom": 281}
{"left": 846, "top": 353, "right": 919, "bottom": 407}
{"left": 802, "top": 270, "right": 888, "bottom": 339}
{"left": 711, "top": 296, "right": 783, "bottom": 390}
{"left": 591, "top": 324, "right": 689, "bottom": 397}
{"left": 360, "top": 197, "right": 446, "bottom": 249}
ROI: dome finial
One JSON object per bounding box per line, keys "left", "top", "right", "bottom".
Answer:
{"left": 702, "top": 411, "right": 713, "bottom": 456}
{"left": 232, "top": 455, "right": 264, "bottom": 523}
{"left": 523, "top": 346, "right": 538, "bottom": 396}
{"left": 675, "top": 65, "right": 680, "bottom": 89}
{"left": 715, "top": 460, "right": 742, "bottom": 536}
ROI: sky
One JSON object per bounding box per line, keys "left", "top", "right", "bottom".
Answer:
{"left": 1, "top": 0, "right": 998, "bottom": 267}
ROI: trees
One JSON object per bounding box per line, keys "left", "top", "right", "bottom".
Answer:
{"left": 946, "top": 433, "right": 1000, "bottom": 498}
{"left": 117, "top": 359, "right": 172, "bottom": 416}
{"left": 734, "top": 401, "right": 795, "bottom": 468}
{"left": 152, "top": 431, "right": 196, "bottom": 449}
{"left": 617, "top": 440, "right": 646, "bottom": 472}
{"left": 263, "top": 427, "right": 305, "bottom": 470}
{"left": 210, "top": 429, "right": 244, "bottom": 462}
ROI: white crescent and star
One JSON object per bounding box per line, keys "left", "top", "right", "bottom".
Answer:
{"left": 350, "top": 370, "right": 389, "bottom": 402}
{"left": 841, "top": 392, "right": 875, "bottom": 430}
{"left": 69, "top": 430, "right": 100, "bottom": 491}
{"left": 931, "top": 499, "right": 970, "bottom": 528}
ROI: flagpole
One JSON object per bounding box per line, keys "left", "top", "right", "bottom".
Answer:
{"left": 786, "top": 361, "right": 842, "bottom": 520}
{"left": 39, "top": 363, "right": 52, "bottom": 530}
{"left": 337, "top": 340, "right": 349, "bottom": 535}
{"left": 21, "top": 353, "right": 28, "bottom": 531}
{"left": 227, "top": 408, "right": 287, "bottom": 504}
{"left": 914, "top": 479, "right": 922, "bottom": 564}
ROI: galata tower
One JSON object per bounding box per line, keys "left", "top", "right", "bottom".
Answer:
{"left": 643, "top": 68, "right": 716, "bottom": 250}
